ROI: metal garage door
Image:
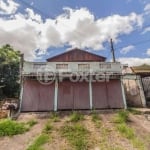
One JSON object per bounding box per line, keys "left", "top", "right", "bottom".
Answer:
{"left": 58, "top": 80, "right": 90, "bottom": 110}
{"left": 21, "top": 80, "right": 54, "bottom": 111}
{"left": 92, "top": 82, "right": 108, "bottom": 109}
{"left": 92, "top": 79, "right": 124, "bottom": 109}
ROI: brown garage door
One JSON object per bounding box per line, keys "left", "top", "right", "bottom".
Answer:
{"left": 92, "top": 82, "right": 108, "bottom": 109}
{"left": 21, "top": 80, "right": 54, "bottom": 111}
{"left": 107, "top": 79, "right": 124, "bottom": 108}
{"left": 58, "top": 80, "right": 90, "bottom": 110}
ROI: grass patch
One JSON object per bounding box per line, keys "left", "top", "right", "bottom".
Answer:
{"left": 61, "top": 124, "right": 89, "bottom": 150}
{"left": 0, "top": 119, "right": 29, "bottom": 136}
{"left": 91, "top": 112, "right": 102, "bottom": 128}
{"left": 27, "top": 133, "right": 49, "bottom": 150}
{"left": 69, "top": 111, "right": 84, "bottom": 122}
{"left": 43, "top": 121, "right": 53, "bottom": 134}
{"left": 26, "top": 120, "right": 37, "bottom": 127}
{"left": 114, "top": 111, "right": 145, "bottom": 150}
{"left": 113, "top": 110, "right": 129, "bottom": 124}
{"left": 50, "top": 112, "right": 60, "bottom": 122}
{"left": 127, "top": 108, "right": 142, "bottom": 115}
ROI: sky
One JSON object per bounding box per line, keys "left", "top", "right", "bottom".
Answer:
{"left": 0, "top": 0, "right": 150, "bottom": 66}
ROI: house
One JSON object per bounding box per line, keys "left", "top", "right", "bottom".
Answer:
{"left": 20, "top": 48, "right": 126, "bottom": 111}
{"left": 122, "top": 64, "right": 150, "bottom": 107}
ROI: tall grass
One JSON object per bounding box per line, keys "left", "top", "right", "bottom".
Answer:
{"left": 0, "top": 119, "right": 29, "bottom": 136}
{"left": 69, "top": 112, "right": 84, "bottom": 122}
{"left": 114, "top": 111, "right": 145, "bottom": 150}
{"left": 61, "top": 124, "right": 89, "bottom": 150}
{"left": 27, "top": 134, "right": 49, "bottom": 150}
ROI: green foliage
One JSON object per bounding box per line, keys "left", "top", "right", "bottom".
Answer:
{"left": 26, "top": 120, "right": 38, "bottom": 127}
{"left": 91, "top": 112, "right": 102, "bottom": 128}
{"left": 0, "top": 119, "right": 28, "bottom": 136}
{"left": 69, "top": 112, "right": 84, "bottom": 122}
{"left": 0, "top": 44, "right": 21, "bottom": 99}
{"left": 127, "top": 108, "right": 142, "bottom": 115}
{"left": 43, "top": 122, "right": 53, "bottom": 134}
{"left": 61, "top": 124, "right": 89, "bottom": 150}
{"left": 27, "top": 134, "right": 49, "bottom": 150}
{"left": 113, "top": 110, "right": 129, "bottom": 124}
{"left": 50, "top": 112, "right": 60, "bottom": 122}
{"left": 113, "top": 111, "right": 145, "bottom": 150}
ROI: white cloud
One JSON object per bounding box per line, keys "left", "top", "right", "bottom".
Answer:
{"left": 142, "top": 27, "right": 150, "bottom": 34}
{"left": 118, "top": 57, "right": 150, "bottom": 66}
{"left": 146, "top": 48, "right": 150, "bottom": 56}
{"left": 144, "top": 3, "right": 150, "bottom": 14}
{"left": 120, "top": 45, "right": 135, "bottom": 54}
{"left": 0, "top": 0, "right": 19, "bottom": 15}
{"left": 0, "top": 2, "right": 144, "bottom": 60}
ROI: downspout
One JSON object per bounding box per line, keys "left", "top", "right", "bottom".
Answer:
{"left": 89, "top": 76, "right": 93, "bottom": 109}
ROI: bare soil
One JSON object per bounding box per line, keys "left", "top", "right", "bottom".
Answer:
{"left": 0, "top": 111, "right": 150, "bottom": 150}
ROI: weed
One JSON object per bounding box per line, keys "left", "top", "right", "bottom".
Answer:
{"left": 61, "top": 124, "right": 89, "bottom": 150}
{"left": 43, "top": 122, "right": 53, "bottom": 134}
{"left": 50, "top": 112, "right": 60, "bottom": 122}
{"left": 114, "top": 111, "right": 145, "bottom": 150}
{"left": 113, "top": 110, "right": 129, "bottom": 124}
{"left": 91, "top": 112, "right": 102, "bottom": 128}
{"left": 69, "top": 111, "right": 84, "bottom": 122}
{"left": 27, "top": 133, "right": 49, "bottom": 150}
{"left": 127, "top": 108, "right": 142, "bottom": 115}
{"left": 27, "top": 120, "right": 37, "bottom": 127}
{"left": 0, "top": 119, "right": 28, "bottom": 136}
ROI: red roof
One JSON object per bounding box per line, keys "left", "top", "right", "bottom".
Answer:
{"left": 47, "top": 48, "right": 106, "bottom": 62}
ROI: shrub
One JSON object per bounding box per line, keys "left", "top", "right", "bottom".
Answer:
{"left": 0, "top": 119, "right": 28, "bottom": 136}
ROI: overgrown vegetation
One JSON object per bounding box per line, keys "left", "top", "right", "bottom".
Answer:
{"left": 43, "top": 121, "right": 53, "bottom": 134}
{"left": 27, "top": 134, "right": 49, "bottom": 150}
{"left": 61, "top": 123, "right": 89, "bottom": 150}
{"left": 50, "top": 112, "right": 60, "bottom": 122}
{"left": 113, "top": 110, "right": 145, "bottom": 150}
{"left": 91, "top": 111, "right": 102, "bottom": 128}
{"left": 0, "top": 119, "right": 29, "bottom": 136}
{"left": 69, "top": 111, "right": 84, "bottom": 122}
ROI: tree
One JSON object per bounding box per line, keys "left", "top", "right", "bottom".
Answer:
{"left": 0, "top": 44, "right": 20, "bottom": 100}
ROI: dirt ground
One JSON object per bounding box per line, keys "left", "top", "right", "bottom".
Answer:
{"left": 0, "top": 111, "right": 150, "bottom": 150}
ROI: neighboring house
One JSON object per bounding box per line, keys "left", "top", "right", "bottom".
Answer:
{"left": 122, "top": 64, "right": 150, "bottom": 107}
{"left": 21, "top": 48, "right": 126, "bottom": 111}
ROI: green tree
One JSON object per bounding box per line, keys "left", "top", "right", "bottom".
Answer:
{"left": 0, "top": 44, "right": 20, "bottom": 100}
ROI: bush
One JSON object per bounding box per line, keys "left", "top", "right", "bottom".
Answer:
{"left": 0, "top": 119, "right": 28, "bottom": 136}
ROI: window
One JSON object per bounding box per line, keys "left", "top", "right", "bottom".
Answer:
{"left": 78, "top": 64, "right": 90, "bottom": 71}
{"left": 33, "top": 63, "right": 46, "bottom": 70}
{"left": 99, "top": 64, "right": 111, "bottom": 69}
{"left": 56, "top": 64, "right": 68, "bottom": 70}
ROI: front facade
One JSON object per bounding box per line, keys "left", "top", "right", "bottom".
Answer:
{"left": 21, "top": 48, "right": 126, "bottom": 111}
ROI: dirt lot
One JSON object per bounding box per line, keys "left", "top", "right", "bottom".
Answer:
{"left": 0, "top": 110, "right": 150, "bottom": 150}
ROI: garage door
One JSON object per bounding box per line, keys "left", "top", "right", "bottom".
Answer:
{"left": 58, "top": 80, "right": 90, "bottom": 110}
{"left": 21, "top": 80, "right": 54, "bottom": 111}
{"left": 92, "top": 80, "right": 124, "bottom": 109}
{"left": 92, "top": 82, "right": 108, "bottom": 109}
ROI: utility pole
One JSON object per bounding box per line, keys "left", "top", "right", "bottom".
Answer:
{"left": 110, "top": 38, "right": 116, "bottom": 62}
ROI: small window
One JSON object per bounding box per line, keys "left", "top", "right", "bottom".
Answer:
{"left": 99, "top": 64, "right": 111, "bottom": 69}
{"left": 56, "top": 64, "right": 68, "bottom": 70}
{"left": 78, "top": 64, "right": 90, "bottom": 71}
{"left": 33, "top": 64, "right": 46, "bottom": 70}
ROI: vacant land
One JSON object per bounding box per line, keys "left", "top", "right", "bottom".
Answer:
{"left": 0, "top": 110, "right": 150, "bottom": 150}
